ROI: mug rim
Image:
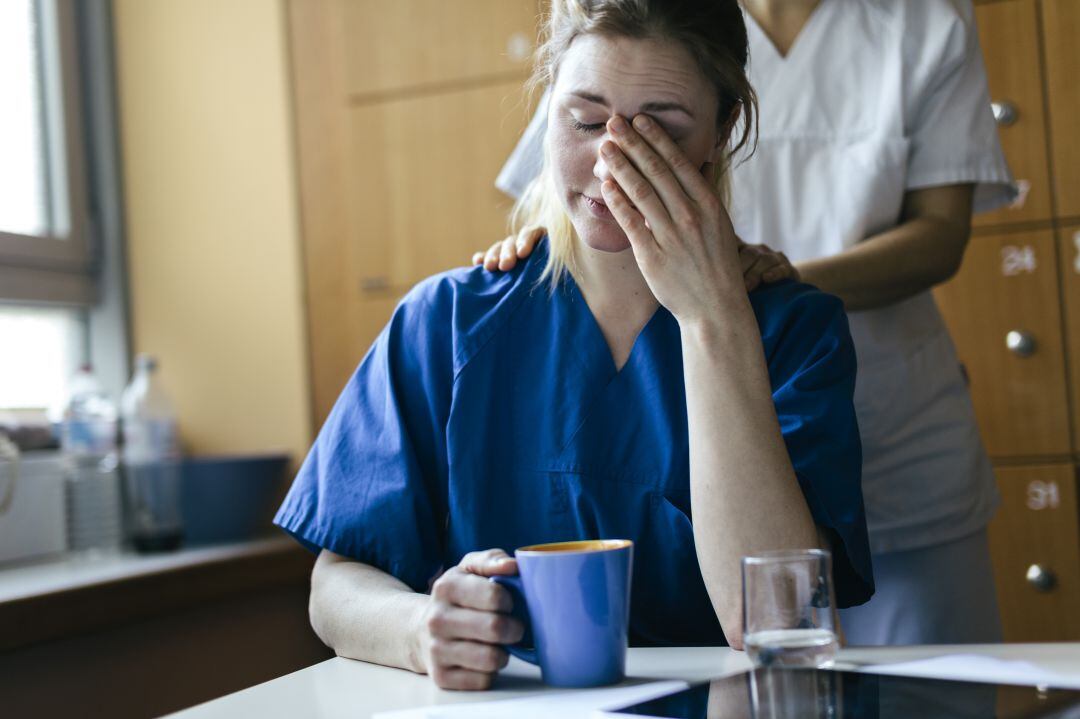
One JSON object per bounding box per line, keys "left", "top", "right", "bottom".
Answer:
{"left": 516, "top": 539, "right": 632, "bottom": 555}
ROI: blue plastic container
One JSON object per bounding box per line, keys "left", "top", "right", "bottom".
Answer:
{"left": 179, "top": 453, "right": 290, "bottom": 544}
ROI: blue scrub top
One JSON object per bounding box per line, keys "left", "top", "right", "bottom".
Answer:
{"left": 275, "top": 240, "right": 874, "bottom": 646}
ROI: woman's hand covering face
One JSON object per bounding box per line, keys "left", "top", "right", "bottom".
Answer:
{"left": 598, "top": 113, "right": 748, "bottom": 322}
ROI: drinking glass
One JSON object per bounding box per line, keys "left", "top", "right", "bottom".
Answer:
{"left": 742, "top": 548, "right": 838, "bottom": 668}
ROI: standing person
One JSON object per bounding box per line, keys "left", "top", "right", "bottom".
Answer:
{"left": 481, "top": 0, "right": 1015, "bottom": 645}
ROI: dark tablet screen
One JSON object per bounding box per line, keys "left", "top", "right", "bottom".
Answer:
{"left": 611, "top": 668, "right": 1080, "bottom": 719}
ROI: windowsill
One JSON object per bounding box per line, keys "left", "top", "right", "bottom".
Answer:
{"left": 0, "top": 535, "right": 314, "bottom": 652}
{"left": 0, "top": 536, "right": 294, "bottom": 603}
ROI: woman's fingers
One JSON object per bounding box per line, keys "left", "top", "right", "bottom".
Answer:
{"left": 422, "top": 548, "right": 526, "bottom": 690}
{"left": 459, "top": 548, "right": 517, "bottom": 577}
{"left": 473, "top": 227, "right": 545, "bottom": 271}
{"left": 429, "top": 665, "right": 497, "bottom": 691}
{"left": 497, "top": 237, "right": 519, "bottom": 271}
{"left": 601, "top": 180, "right": 657, "bottom": 262}
{"left": 630, "top": 114, "right": 715, "bottom": 205}
{"left": 430, "top": 638, "right": 510, "bottom": 674}
{"left": 739, "top": 243, "right": 799, "bottom": 291}
{"left": 483, "top": 241, "right": 503, "bottom": 271}
{"left": 432, "top": 572, "right": 513, "bottom": 616}
{"left": 427, "top": 605, "right": 524, "bottom": 644}
{"left": 762, "top": 261, "right": 798, "bottom": 283}
{"left": 516, "top": 225, "right": 545, "bottom": 258}
{"left": 608, "top": 115, "right": 696, "bottom": 226}
{"left": 602, "top": 119, "right": 680, "bottom": 237}
{"left": 739, "top": 243, "right": 763, "bottom": 272}
{"left": 738, "top": 245, "right": 764, "bottom": 289}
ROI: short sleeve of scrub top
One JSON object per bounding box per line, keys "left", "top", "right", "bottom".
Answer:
{"left": 273, "top": 283, "right": 455, "bottom": 592}
{"left": 274, "top": 244, "right": 873, "bottom": 643}
{"left": 901, "top": 0, "right": 1016, "bottom": 212}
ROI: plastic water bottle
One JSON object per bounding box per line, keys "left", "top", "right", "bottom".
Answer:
{"left": 121, "top": 354, "right": 183, "bottom": 552}
{"left": 61, "top": 364, "right": 124, "bottom": 554}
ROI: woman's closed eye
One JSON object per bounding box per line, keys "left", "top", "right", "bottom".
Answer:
{"left": 570, "top": 118, "right": 606, "bottom": 134}
{"left": 571, "top": 114, "right": 687, "bottom": 144}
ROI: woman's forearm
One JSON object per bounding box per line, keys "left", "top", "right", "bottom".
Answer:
{"left": 797, "top": 217, "right": 963, "bottom": 311}
{"left": 796, "top": 185, "right": 975, "bottom": 312}
{"left": 680, "top": 300, "right": 819, "bottom": 649}
{"left": 309, "top": 550, "right": 430, "bottom": 673}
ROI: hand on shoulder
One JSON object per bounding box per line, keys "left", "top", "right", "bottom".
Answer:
{"left": 471, "top": 225, "right": 546, "bottom": 272}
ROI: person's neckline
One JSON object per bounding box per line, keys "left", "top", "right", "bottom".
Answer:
{"left": 742, "top": 0, "right": 827, "bottom": 62}
{"left": 564, "top": 269, "right": 665, "bottom": 376}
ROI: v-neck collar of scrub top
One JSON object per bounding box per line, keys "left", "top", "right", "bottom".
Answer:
{"left": 565, "top": 271, "right": 667, "bottom": 380}
{"left": 743, "top": 0, "right": 831, "bottom": 67}
{"left": 538, "top": 257, "right": 682, "bottom": 480}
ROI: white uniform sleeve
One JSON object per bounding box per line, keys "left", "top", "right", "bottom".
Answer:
{"left": 495, "top": 89, "right": 550, "bottom": 200}
{"left": 904, "top": 0, "right": 1017, "bottom": 213}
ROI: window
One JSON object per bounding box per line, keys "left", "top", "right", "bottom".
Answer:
{"left": 0, "top": 1, "right": 51, "bottom": 238}
{"left": 0, "top": 0, "right": 94, "bottom": 304}
{"left": 0, "top": 0, "right": 129, "bottom": 413}
{"left": 0, "top": 304, "right": 83, "bottom": 415}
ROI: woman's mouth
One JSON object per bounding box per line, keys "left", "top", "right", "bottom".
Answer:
{"left": 582, "top": 194, "right": 612, "bottom": 219}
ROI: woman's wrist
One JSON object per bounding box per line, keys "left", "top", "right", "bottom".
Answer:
{"left": 405, "top": 594, "right": 432, "bottom": 674}
{"left": 676, "top": 290, "right": 757, "bottom": 343}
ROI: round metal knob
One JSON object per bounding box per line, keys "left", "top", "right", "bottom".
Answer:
{"left": 1006, "top": 330, "right": 1036, "bottom": 357}
{"left": 1026, "top": 564, "right": 1057, "bottom": 592}
{"left": 992, "top": 101, "right": 1019, "bottom": 127}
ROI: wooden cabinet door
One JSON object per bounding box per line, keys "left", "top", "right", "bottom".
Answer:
{"left": 341, "top": 0, "right": 538, "bottom": 97}
{"left": 973, "top": 0, "right": 1054, "bottom": 226}
{"left": 1058, "top": 224, "right": 1080, "bottom": 452}
{"left": 1042, "top": 0, "right": 1080, "bottom": 219}
{"left": 347, "top": 82, "right": 533, "bottom": 293}
{"left": 988, "top": 463, "right": 1080, "bottom": 641}
{"left": 289, "top": 0, "right": 538, "bottom": 422}
{"left": 934, "top": 231, "right": 1071, "bottom": 457}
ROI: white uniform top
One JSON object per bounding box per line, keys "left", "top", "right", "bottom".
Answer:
{"left": 495, "top": 0, "right": 1016, "bottom": 555}
{"left": 730, "top": 0, "right": 1014, "bottom": 553}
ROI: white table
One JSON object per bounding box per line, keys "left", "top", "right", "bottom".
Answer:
{"left": 170, "top": 643, "right": 1080, "bottom": 718}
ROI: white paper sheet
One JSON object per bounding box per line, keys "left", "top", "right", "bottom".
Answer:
{"left": 372, "top": 680, "right": 688, "bottom": 719}
{"left": 859, "top": 654, "right": 1080, "bottom": 690}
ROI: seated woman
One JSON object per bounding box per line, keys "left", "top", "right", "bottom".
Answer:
{"left": 274, "top": 0, "right": 873, "bottom": 691}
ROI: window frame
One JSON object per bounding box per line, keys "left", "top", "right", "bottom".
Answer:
{"left": 0, "top": 0, "right": 95, "bottom": 306}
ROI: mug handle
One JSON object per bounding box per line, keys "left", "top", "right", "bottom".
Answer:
{"left": 490, "top": 575, "right": 538, "bottom": 665}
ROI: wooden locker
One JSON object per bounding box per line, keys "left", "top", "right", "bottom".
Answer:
{"left": 1042, "top": 0, "right": 1080, "bottom": 219}
{"left": 1057, "top": 224, "right": 1080, "bottom": 452}
{"left": 988, "top": 463, "right": 1080, "bottom": 641}
{"left": 973, "top": 0, "right": 1054, "bottom": 227}
{"left": 934, "top": 231, "right": 1071, "bottom": 457}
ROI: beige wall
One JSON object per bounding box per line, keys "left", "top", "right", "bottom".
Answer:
{"left": 113, "top": 0, "right": 311, "bottom": 462}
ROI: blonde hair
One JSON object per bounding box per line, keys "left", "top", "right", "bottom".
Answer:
{"left": 511, "top": 0, "right": 758, "bottom": 289}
